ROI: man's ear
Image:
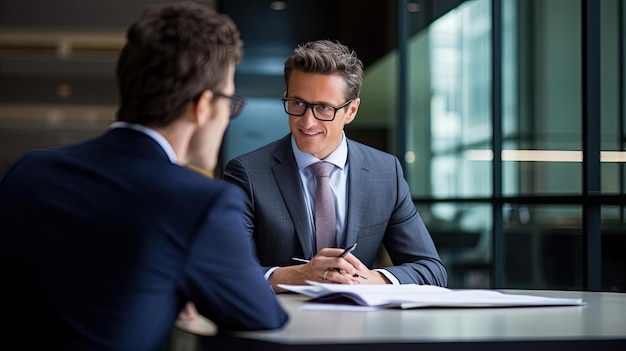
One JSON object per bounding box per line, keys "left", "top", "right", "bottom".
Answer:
{"left": 194, "top": 90, "right": 214, "bottom": 126}
{"left": 344, "top": 97, "right": 360, "bottom": 125}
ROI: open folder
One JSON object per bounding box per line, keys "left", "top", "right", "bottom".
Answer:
{"left": 278, "top": 281, "right": 585, "bottom": 309}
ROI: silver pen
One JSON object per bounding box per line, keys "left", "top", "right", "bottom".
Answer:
{"left": 338, "top": 242, "right": 357, "bottom": 257}
{"left": 291, "top": 242, "right": 367, "bottom": 279}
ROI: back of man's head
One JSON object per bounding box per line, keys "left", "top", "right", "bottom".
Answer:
{"left": 115, "top": 1, "right": 242, "bottom": 127}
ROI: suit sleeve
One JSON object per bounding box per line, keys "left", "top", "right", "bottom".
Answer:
{"left": 380, "top": 158, "right": 448, "bottom": 287}
{"left": 181, "top": 185, "right": 288, "bottom": 331}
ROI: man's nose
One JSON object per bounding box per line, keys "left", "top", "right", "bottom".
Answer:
{"left": 301, "top": 106, "right": 319, "bottom": 124}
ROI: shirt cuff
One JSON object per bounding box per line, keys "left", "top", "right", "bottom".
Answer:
{"left": 265, "top": 266, "right": 279, "bottom": 281}
{"left": 267, "top": 267, "right": 399, "bottom": 285}
{"left": 375, "top": 268, "right": 400, "bottom": 285}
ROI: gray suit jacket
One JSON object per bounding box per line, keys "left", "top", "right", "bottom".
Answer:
{"left": 223, "top": 134, "right": 447, "bottom": 286}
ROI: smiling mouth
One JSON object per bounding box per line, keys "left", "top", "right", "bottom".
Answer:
{"left": 302, "top": 130, "right": 322, "bottom": 136}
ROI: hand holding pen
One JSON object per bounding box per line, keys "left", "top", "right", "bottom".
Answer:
{"left": 292, "top": 242, "right": 367, "bottom": 279}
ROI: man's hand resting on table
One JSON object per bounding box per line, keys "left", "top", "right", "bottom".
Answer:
{"left": 269, "top": 247, "right": 391, "bottom": 293}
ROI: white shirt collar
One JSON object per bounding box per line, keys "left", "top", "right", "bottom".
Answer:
{"left": 109, "top": 121, "right": 178, "bottom": 164}
{"left": 291, "top": 132, "right": 348, "bottom": 170}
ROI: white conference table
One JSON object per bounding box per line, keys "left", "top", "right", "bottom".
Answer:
{"left": 167, "top": 289, "right": 626, "bottom": 351}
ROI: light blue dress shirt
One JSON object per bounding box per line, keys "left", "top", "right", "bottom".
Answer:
{"left": 291, "top": 133, "right": 349, "bottom": 250}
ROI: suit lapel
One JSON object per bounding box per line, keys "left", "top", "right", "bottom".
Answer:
{"left": 345, "top": 140, "right": 370, "bottom": 246}
{"left": 271, "top": 136, "right": 315, "bottom": 258}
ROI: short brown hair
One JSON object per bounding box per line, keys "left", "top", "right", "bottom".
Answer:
{"left": 284, "top": 40, "right": 363, "bottom": 101}
{"left": 116, "top": 1, "right": 243, "bottom": 126}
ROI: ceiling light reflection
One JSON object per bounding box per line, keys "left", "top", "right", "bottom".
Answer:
{"left": 463, "top": 149, "right": 626, "bottom": 162}
{"left": 269, "top": 1, "right": 287, "bottom": 11}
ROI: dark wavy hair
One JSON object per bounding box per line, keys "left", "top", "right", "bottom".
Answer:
{"left": 116, "top": 1, "right": 243, "bottom": 126}
{"left": 284, "top": 40, "right": 363, "bottom": 101}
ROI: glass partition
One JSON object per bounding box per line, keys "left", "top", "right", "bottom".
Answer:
{"left": 406, "top": 0, "right": 492, "bottom": 199}
{"left": 417, "top": 202, "right": 492, "bottom": 289}
{"left": 402, "top": 0, "right": 625, "bottom": 290}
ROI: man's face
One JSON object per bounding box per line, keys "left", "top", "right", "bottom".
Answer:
{"left": 286, "top": 70, "right": 359, "bottom": 160}
{"left": 186, "top": 64, "right": 236, "bottom": 170}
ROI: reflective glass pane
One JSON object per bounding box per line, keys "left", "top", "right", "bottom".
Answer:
{"left": 406, "top": 0, "right": 492, "bottom": 198}
{"left": 504, "top": 204, "right": 583, "bottom": 290}
{"left": 602, "top": 206, "right": 626, "bottom": 292}
{"left": 418, "top": 202, "right": 492, "bottom": 289}
{"left": 600, "top": 0, "right": 626, "bottom": 194}
{"left": 503, "top": 0, "right": 583, "bottom": 195}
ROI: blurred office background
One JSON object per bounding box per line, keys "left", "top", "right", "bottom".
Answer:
{"left": 1, "top": 0, "right": 624, "bottom": 292}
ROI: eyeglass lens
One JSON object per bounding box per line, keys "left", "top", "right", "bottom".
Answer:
{"left": 283, "top": 100, "right": 336, "bottom": 121}
{"left": 230, "top": 100, "right": 243, "bottom": 118}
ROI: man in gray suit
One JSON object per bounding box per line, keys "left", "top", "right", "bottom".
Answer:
{"left": 222, "top": 40, "right": 447, "bottom": 292}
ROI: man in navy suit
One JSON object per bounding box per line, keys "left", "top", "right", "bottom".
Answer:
{"left": 222, "top": 40, "right": 447, "bottom": 292}
{"left": 0, "top": 2, "right": 288, "bottom": 350}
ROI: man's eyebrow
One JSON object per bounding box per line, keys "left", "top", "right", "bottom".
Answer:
{"left": 286, "top": 97, "right": 336, "bottom": 106}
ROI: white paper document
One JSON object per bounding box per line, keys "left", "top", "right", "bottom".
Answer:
{"left": 278, "top": 281, "right": 586, "bottom": 310}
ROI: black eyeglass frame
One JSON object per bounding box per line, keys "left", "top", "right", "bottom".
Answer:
{"left": 212, "top": 91, "right": 247, "bottom": 119}
{"left": 282, "top": 97, "right": 354, "bottom": 122}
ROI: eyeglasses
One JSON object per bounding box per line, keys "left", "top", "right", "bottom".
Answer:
{"left": 213, "top": 91, "right": 247, "bottom": 119}
{"left": 282, "top": 98, "right": 353, "bottom": 121}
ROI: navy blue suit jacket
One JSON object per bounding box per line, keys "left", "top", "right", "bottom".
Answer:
{"left": 0, "top": 128, "right": 288, "bottom": 351}
{"left": 223, "top": 134, "right": 447, "bottom": 286}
